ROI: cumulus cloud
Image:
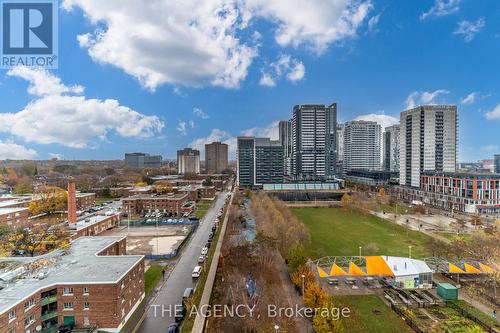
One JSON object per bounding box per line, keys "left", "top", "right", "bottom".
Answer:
{"left": 241, "top": 121, "right": 280, "bottom": 140}
{"left": 405, "top": 89, "right": 450, "bottom": 109}
{"left": 485, "top": 104, "right": 500, "bottom": 121}
{"left": 193, "top": 108, "right": 209, "bottom": 119}
{"left": 453, "top": 18, "right": 485, "bottom": 42}
{"left": 247, "top": 0, "right": 373, "bottom": 53}
{"left": 63, "top": 0, "right": 371, "bottom": 90}
{"left": 420, "top": 0, "right": 461, "bottom": 20}
{"left": 260, "top": 54, "right": 305, "bottom": 87}
{"left": 0, "top": 67, "right": 164, "bottom": 148}
{"left": 354, "top": 114, "right": 399, "bottom": 129}
{"left": 0, "top": 141, "right": 37, "bottom": 160}
{"left": 460, "top": 92, "right": 476, "bottom": 105}
{"left": 367, "top": 14, "right": 380, "bottom": 33}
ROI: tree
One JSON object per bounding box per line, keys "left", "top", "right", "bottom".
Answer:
{"left": 202, "top": 177, "right": 213, "bottom": 186}
{"left": 471, "top": 214, "right": 482, "bottom": 229}
{"left": 5, "top": 224, "right": 69, "bottom": 256}
{"left": 287, "top": 244, "right": 308, "bottom": 272}
{"left": 414, "top": 204, "right": 425, "bottom": 215}
{"left": 13, "top": 181, "right": 33, "bottom": 194}
{"left": 20, "top": 163, "right": 37, "bottom": 177}
{"left": 340, "top": 193, "right": 350, "bottom": 204}
{"left": 29, "top": 186, "right": 67, "bottom": 216}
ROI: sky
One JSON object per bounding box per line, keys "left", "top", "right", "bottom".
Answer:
{"left": 0, "top": 0, "right": 499, "bottom": 162}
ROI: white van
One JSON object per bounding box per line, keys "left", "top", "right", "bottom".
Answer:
{"left": 192, "top": 266, "right": 202, "bottom": 278}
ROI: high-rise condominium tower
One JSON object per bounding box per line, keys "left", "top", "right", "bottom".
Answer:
{"left": 177, "top": 148, "right": 200, "bottom": 174}
{"left": 383, "top": 124, "right": 400, "bottom": 172}
{"left": 279, "top": 120, "right": 293, "bottom": 177}
{"left": 205, "top": 142, "right": 228, "bottom": 174}
{"left": 400, "top": 105, "right": 457, "bottom": 187}
{"left": 343, "top": 120, "right": 382, "bottom": 171}
{"left": 291, "top": 103, "right": 337, "bottom": 180}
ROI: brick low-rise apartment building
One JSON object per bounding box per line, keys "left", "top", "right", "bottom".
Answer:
{"left": 122, "top": 193, "right": 189, "bottom": 215}
{"left": 69, "top": 214, "right": 120, "bottom": 239}
{"left": 0, "top": 207, "right": 29, "bottom": 227}
{"left": 396, "top": 172, "right": 500, "bottom": 214}
{"left": 75, "top": 193, "right": 96, "bottom": 211}
{"left": 0, "top": 236, "right": 144, "bottom": 333}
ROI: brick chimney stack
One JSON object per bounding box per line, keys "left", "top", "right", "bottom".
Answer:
{"left": 68, "top": 182, "right": 77, "bottom": 224}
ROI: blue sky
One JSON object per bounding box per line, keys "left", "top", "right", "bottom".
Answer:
{"left": 0, "top": 0, "right": 499, "bottom": 161}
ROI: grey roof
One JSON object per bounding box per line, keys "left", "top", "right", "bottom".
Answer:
{"left": 0, "top": 236, "right": 143, "bottom": 314}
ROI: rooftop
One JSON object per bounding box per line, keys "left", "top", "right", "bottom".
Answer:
{"left": 0, "top": 207, "right": 28, "bottom": 215}
{"left": 70, "top": 214, "right": 119, "bottom": 232}
{"left": 0, "top": 236, "right": 143, "bottom": 314}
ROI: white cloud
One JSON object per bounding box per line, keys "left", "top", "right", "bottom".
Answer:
{"left": 405, "top": 89, "right": 450, "bottom": 109}
{"left": 241, "top": 121, "right": 280, "bottom": 140}
{"left": 0, "top": 141, "right": 37, "bottom": 160}
{"left": 1, "top": 67, "right": 164, "bottom": 148}
{"left": 247, "top": 0, "right": 373, "bottom": 53}
{"left": 63, "top": 0, "right": 371, "bottom": 90}
{"left": 188, "top": 120, "right": 195, "bottom": 129}
{"left": 259, "top": 73, "right": 276, "bottom": 87}
{"left": 482, "top": 145, "right": 498, "bottom": 152}
{"left": 49, "top": 153, "right": 63, "bottom": 160}
{"left": 193, "top": 108, "right": 209, "bottom": 119}
{"left": 260, "top": 54, "right": 305, "bottom": 87}
{"left": 485, "top": 104, "right": 500, "bottom": 121}
{"left": 420, "top": 0, "right": 461, "bottom": 20}
{"left": 354, "top": 114, "right": 399, "bottom": 129}
{"left": 453, "top": 18, "right": 485, "bottom": 42}
{"left": 367, "top": 14, "right": 380, "bottom": 32}
{"left": 177, "top": 121, "right": 187, "bottom": 136}
{"left": 460, "top": 92, "right": 476, "bottom": 105}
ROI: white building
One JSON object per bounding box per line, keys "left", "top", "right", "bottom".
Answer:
{"left": 177, "top": 148, "right": 200, "bottom": 174}
{"left": 400, "top": 105, "right": 457, "bottom": 187}
{"left": 343, "top": 120, "right": 381, "bottom": 171}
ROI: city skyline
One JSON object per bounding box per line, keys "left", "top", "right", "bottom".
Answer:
{"left": 1, "top": 0, "right": 499, "bottom": 162}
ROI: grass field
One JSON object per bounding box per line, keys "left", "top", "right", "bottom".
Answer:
{"left": 290, "top": 207, "right": 433, "bottom": 258}
{"left": 195, "top": 200, "right": 213, "bottom": 219}
{"left": 144, "top": 265, "right": 163, "bottom": 297}
{"left": 335, "top": 295, "right": 413, "bottom": 333}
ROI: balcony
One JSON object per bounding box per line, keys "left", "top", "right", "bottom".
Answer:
{"left": 41, "top": 310, "right": 58, "bottom": 322}
{"left": 41, "top": 295, "right": 58, "bottom": 306}
{"left": 42, "top": 326, "right": 58, "bottom": 333}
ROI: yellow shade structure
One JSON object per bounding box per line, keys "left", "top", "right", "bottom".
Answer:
{"left": 449, "top": 263, "right": 465, "bottom": 273}
{"left": 348, "top": 261, "right": 366, "bottom": 275}
{"left": 365, "top": 256, "right": 394, "bottom": 275}
{"left": 317, "top": 266, "right": 329, "bottom": 277}
{"left": 479, "top": 263, "right": 495, "bottom": 273}
{"left": 464, "top": 263, "right": 482, "bottom": 273}
{"left": 330, "top": 264, "right": 347, "bottom": 276}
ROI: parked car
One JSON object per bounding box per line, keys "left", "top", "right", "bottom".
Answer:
{"left": 192, "top": 266, "right": 202, "bottom": 278}
{"left": 182, "top": 287, "right": 194, "bottom": 304}
{"left": 201, "top": 247, "right": 208, "bottom": 255}
{"left": 167, "top": 323, "right": 180, "bottom": 333}
{"left": 205, "top": 242, "right": 211, "bottom": 248}
{"left": 198, "top": 255, "right": 205, "bottom": 264}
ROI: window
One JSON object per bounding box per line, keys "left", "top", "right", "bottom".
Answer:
{"left": 8, "top": 310, "right": 16, "bottom": 321}
{"left": 83, "top": 287, "right": 90, "bottom": 294}
{"left": 24, "top": 298, "right": 35, "bottom": 310}
{"left": 63, "top": 287, "right": 73, "bottom": 295}
{"left": 63, "top": 302, "right": 74, "bottom": 310}
{"left": 84, "top": 302, "right": 90, "bottom": 310}
{"left": 24, "top": 314, "right": 35, "bottom": 327}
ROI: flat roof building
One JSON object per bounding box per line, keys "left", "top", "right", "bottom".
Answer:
{"left": 124, "top": 153, "right": 162, "bottom": 168}
{"left": 177, "top": 148, "right": 200, "bottom": 175}
{"left": 205, "top": 142, "right": 228, "bottom": 174}
{"left": 0, "top": 236, "right": 144, "bottom": 333}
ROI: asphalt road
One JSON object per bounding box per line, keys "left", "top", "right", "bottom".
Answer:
{"left": 137, "top": 191, "right": 229, "bottom": 332}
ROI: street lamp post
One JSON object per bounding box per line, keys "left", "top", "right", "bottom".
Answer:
{"left": 274, "top": 325, "right": 279, "bottom": 333}
{"left": 301, "top": 274, "right": 305, "bottom": 295}
{"left": 359, "top": 246, "right": 362, "bottom": 258}
{"left": 408, "top": 245, "right": 412, "bottom": 258}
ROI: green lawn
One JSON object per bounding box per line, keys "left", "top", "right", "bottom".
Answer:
{"left": 144, "top": 265, "right": 163, "bottom": 297}
{"left": 195, "top": 200, "right": 213, "bottom": 219}
{"left": 335, "top": 295, "right": 413, "bottom": 333}
{"left": 290, "top": 207, "right": 433, "bottom": 258}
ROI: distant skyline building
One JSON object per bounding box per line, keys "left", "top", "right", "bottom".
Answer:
{"left": 336, "top": 123, "right": 345, "bottom": 174}
{"left": 177, "top": 148, "right": 200, "bottom": 174}
{"left": 205, "top": 141, "right": 228, "bottom": 174}
{"left": 383, "top": 124, "right": 400, "bottom": 172}
{"left": 291, "top": 103, "right": 337, "bottom": 180}
{"left": 343, "top": 120, "right": 382, "bottom": 171}
{"left": 279, "top": 120, "right": 293, "bottom": 177}
{"left": 495, "top": 154, "right": 500, "bottom": 173}
{"left": 400, "top": 105, "right": 458, "bottom": 187}
{"left": 124, "top": 152, "right": 162, "bottom": 168}
{"left": 237, "top": 137, "right": 283, "bottom": 187}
